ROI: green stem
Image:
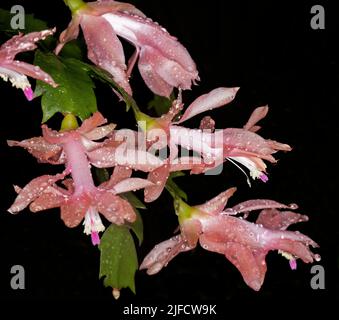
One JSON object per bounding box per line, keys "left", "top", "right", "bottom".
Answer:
{"left": 165, "top": 184, "right": 193, "bottom": 224}
{"left": 165, "top": 183, "right": 177, "bottom": 199}
{"left": 63, "top": 0, "right": 86, "bottom": 14}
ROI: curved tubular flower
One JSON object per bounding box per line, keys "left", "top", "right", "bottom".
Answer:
{"left": 137, "top": 87, "right": 290, "bottom": 201}
{"left": 8, "top": 112, "right": 159, "bottom": 244}
{"left": 140, "top": 188, "right": 320, "bottom": 291}
{"left": 57, "top": 0, "right": 199, "bottom": 96}
{"left": 0, "top": 29, "right": 58, "bottom": 100}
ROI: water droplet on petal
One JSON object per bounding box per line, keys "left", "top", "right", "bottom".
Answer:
{"left": 288, "top": 203, "right": 298, "bottom": 209}
{"left": 223, "top": 208, "right": 235, "bottom": 215}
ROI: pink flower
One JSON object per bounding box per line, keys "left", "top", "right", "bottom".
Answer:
{"left": 172, "top": 98, "right": 292, "bottom": 184}
{"left": 0, "top": 29, "right": 57, "bottom": 100}
{"left": 8, "top": 112, "right": 161, "bottom": 244}
{"left": 136, "top": 87, "right": 291, "bottom": 201}
{"left": 140, "top": 188, "right": 320, "bottom": 291}
{"left": 57, "top": 0, "right": 198, "bottom": 96}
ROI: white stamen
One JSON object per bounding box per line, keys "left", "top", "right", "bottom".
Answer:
{"left": 227, "top": 157, "right": 252, "bottom": 187}
{"left": 0, "top": 66, "right": 31, "bottom": 90}
{"left": 83, "top": 206, "right": 105, "bottom": 235}
{"left": 228, "top": 156, "right": 266, "bottom": 183}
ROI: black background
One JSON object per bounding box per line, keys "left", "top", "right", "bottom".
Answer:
{"left": 0, "top": 0, "right": 338, "bottom": 314}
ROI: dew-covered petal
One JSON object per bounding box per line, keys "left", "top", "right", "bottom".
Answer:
{"left": 55, "top": 15, "right": 81, "bottom": 55}
{"left": 264, "top": 231, "right": 318, "bottom": 263}
{"left": 60, "top": 194, "right": 91, "bottom": 228}
{"left": 7, "top": 60, "right": 57, "bottom": 88}
{"left": 97, "top": 191, "right": 136, "bottom": 224}
{"left": 8, "top": 173, "right": 66, "bottom": 214}
{"left": 208, "top": 215, "right": 318, "bottom": 260}
{"left": 42, "top": 125, "right": 73, "bottom": 144}
{"left": 81, "top": 14, "right": 132, "bottom": 94}
{"left": 140, "top": 234, "right": 193, "bottom": 275}
{"left": 256, "top": 209, "right": 309, "bottom": 230}
{"left": 8, "top": 137, "right": 64, "bottom": 164}
{"left": 87, "top": 146, "right": 164, "bottom": 171}
{"left": 169, "top": 156, "right": 207, "bottom": 173}
{"left": 103, "top": 12, "right": 197, "bottom": 72}
{"left": 82, "top": 123, "right": 116, "bottom": 141}
{"left": 86, "top": 0, "right": 146, "bottom": 18}
{"left": 222, "top": 128, "right": 285, "bottom": 158}
{"left": 195, "top": 187, "right": 237, "bottom": 215}
{"left": 113, "top": 177, "right": 154, "bottom": 194}
{"left": 0, "top": 29, "right": 56, "bottom": 60}
{"left": 30, "top": 186, "right": 66, "bottom": 212}
{"left": 177, "top": 87, "right": 239, "bottom": 124}
{"left": 181, "top": 219, "right": 202, "bottom": 247}
{"left": 102, "top": 11, "right": 198, "bottom": 95}
{"left": 138, "top": 46, "right": 173, "bottom": 97}
{"left": 101, "top": 166, "right": 132, "bottom": 189}
{"left": 232, "top": 199, "right": 291, "bottom": 215}
{"left": 78, "top": 111, "right": 107, "bottom": 134}
{"left": 243, "top": 106, "right": 269, "bottom": 132}
{"left": 144, "top": 164, "right": 169, "bottom": 203}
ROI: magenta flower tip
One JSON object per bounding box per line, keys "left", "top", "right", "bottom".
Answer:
{"left": 91, "top": 231, "right": 101, "bottom": 246}
{"left": 289, "top": 259, "right": 297, "bottom": 270}
{"left": 259, "top": 173, "right": 269, "bottom": 183}
{"left": 24, "top": 87, "right": 34, "bottom": 101}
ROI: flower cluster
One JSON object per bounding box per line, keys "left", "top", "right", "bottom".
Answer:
{"left": 3, "top": 0, "right": 319, "bottom": 295}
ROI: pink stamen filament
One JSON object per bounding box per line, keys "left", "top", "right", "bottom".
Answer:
{"left": 23, "top": 87, "right": 34, "bottom": 101}
{"left": 289, "top": 259, "right": 297, "bottom": 270}
{"left": 260, "top": 173, "right": 269, "bottom": 183}
{"left": 91, "top": 232, "right": 100, "bottom": 246}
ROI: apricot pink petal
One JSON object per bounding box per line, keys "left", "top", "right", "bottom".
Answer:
{"left": 81, "top": 14, "right": 132, "bottom": 94}
{"left": 222, "top": 128, "right": 291, "bottom": 158}
{"left": 112, "top": 178, "right": 154, "bottom": 194}
{"left": 138, "top": 46, "right": 174, "bottom": 97}
{"left": 256, "top": 209, "right": 309, "bottom": 231}
{"left": 42, "top": 125, "right": 72, "bottom": 144}
{"left": 7, "top": 61, "right": 57, "bottom": 88}
{"left": 199, "top": 235, "right": 267, "bottom": 291}
{"left": 202, "top": 216, "right": 318, "bottom": 257}
{"left": 55, "top": 15, "right": 81, "bottom": 55}
{"left": 232, "top": 199, "right": 291, "bottom": 214}
{"left": 0, "top": 29, "right": 58, "bottom": 88}
{"left": 82, "top": 124, "right": 116, "bottom": 141}
{"left": 7, "top": 137, "right": 64, "bottom": 164}
{"left": 97, "top": 192, "right": 136, "bottom": 224}
{"left": 86, "top": 1, "right": 146, "bottom": 17}
{"left": 79, "top": 111, "right": 107, "bottom": 133}
{"left": 169, "top": 157, "right": 207, "bottom": 173}
{"left": 8, "top": 173, "right": 66, "bottom": 214}
{"left": 61, "top": 196, "right": 91, "bottom": 228}
{"left": 195, "top": 187, "right": 237, "bottom": 215}
{"left": 29, "top": 186, "right": 66, "bottom": 212}
{"left": 243, "top": 106, "right": 269, "bottom": 132}
{"left": 102, "top": 12, "right": 197, "bottom": 73}
{"left": 176, "top": 87, "right": 240, "bottom": 124}
{"left": 140, "top": 235, "right": 192, "bottom": 275}
{"left": 0, "top": 29, "right": 55, "bottom": 60}
{"left": 101, "top": 166, "right": 132, "bottom": 189}
{"left": 144, "top": 164, "right": 170, "bottom": 203}
{"left": 87, "top": 147, "right": 164, "bottom": 171}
